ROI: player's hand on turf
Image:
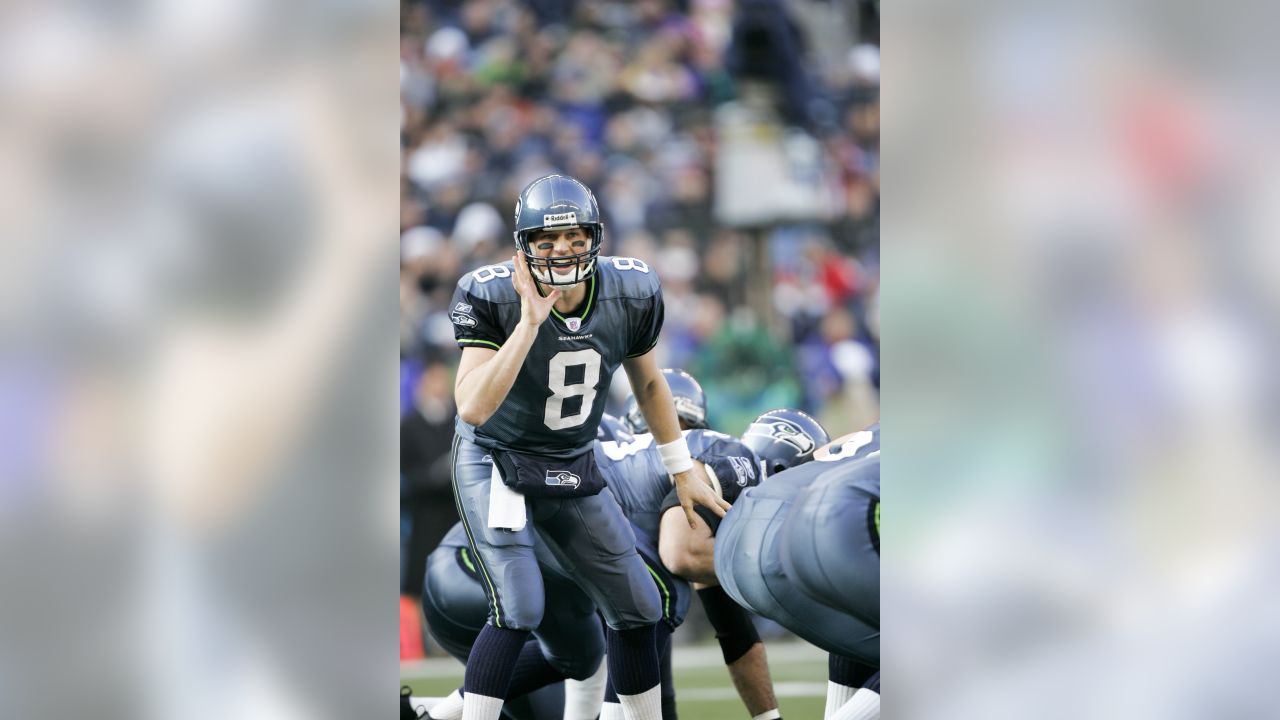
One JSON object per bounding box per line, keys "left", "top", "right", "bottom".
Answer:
{"left": 673, "top": 463, "right": 731, "bottom": 527}
{"left": 512, "top": 252, "right": 561, "bottom": 327}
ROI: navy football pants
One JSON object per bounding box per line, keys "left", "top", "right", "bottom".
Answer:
{"left": 715, "top": 491, "right": 880, "bottom": 665}
{"left": 450, "top": 435, "right": 661, "bottom": 633}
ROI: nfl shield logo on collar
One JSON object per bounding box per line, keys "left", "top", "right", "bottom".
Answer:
{"left": 566, "top": 317, "right": 581, "bottom": 332}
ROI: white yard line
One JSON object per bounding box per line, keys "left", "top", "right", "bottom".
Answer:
{"left": 678, "top": 682, "right": 828, "bottom": 701}
{"left": 672, "top": 640, "right": 826, "bottom": 669}
{"left": 401, "top": 640, "right": 827, "bottom": 679}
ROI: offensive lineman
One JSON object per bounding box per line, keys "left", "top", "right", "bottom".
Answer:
{"left": 775, "top": 432, "right": 881, "bottom": 719}
{"left": 448, "top": 175, "right": 727, "bottom": 720}
{"left": 662, "top": 414, "right": 881, "bottom": 720}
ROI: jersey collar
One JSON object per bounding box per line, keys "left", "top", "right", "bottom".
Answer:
{"left": 549, "top": 273, "right": 598, "bottom": 331}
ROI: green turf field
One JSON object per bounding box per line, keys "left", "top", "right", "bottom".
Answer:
{"left": 401, "top": 641, "right": 827, "bottom": 719}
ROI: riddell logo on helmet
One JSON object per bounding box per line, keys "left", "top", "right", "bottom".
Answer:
{"left": 543, "top": 212, "right": 578, "bottom": 226}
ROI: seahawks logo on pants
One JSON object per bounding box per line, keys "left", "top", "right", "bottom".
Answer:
{"left": 545, "top": 470, "right": 581, "bottom": 489}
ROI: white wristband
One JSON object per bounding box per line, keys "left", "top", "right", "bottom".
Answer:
{"left": 752, "top": 710, "right": 781, "bottom": 720}
{"left": 658, "top": 436, "right": 694, "bottom": 476}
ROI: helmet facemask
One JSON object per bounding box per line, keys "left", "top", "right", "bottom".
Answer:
{"left": 672, "top": 396, "right": 708, "bottom": 429}
{"left": 516, "top": 224, "right": 602, "bottom": 290}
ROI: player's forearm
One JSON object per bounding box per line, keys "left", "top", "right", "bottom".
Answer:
{"left": 697, "top": 584, "right": 775, "bottom": 715}
{"left": 455, "top": 324, "right": 539, "bottom": 426}
{"left": 633, "top": 375, "right": 699, "bottom": 491}
{"left": 727, "top": 643, "right": 779, "bottom": 716}
{"left": 632, "top": 375, "right": 682, "bottom": 444}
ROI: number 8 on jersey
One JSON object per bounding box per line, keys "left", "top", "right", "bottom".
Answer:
{"left": 544, "top": 349, "right": 602, "bottom": 430}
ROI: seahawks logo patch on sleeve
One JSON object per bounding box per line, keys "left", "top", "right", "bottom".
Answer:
{"left": 452, "top": 301, "right": 477, "bottom": 327}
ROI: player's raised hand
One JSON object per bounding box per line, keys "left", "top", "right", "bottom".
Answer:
{"left": 512, "top": 253, "right": 560, "bottom": 327}
{"left": 673, "top": 463, "right": 732, "bottom": 528}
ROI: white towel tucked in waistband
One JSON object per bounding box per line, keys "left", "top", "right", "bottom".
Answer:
{"left": 487, "top": 462, "right": 527, "bottom": 530}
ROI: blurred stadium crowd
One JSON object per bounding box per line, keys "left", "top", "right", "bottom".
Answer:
{"left": 400, "top": 0, "right": 880, "bottom": 645}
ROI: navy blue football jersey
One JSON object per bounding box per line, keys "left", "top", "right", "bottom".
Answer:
{"left": 816, "top": 423, "right": 879, "bottom": 465}
{"left": 595, "top": 429, "right": 762, "bottom": 545}
{"left": 691, "top": 423, "right": 879, "bottom": 535}
{"left": 451, "top": 257, "right": 664, "bottom": 459}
